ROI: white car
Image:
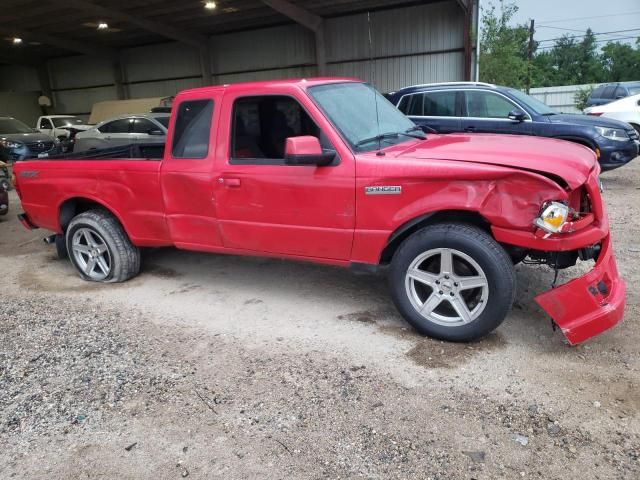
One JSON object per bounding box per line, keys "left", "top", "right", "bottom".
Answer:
{"left": 585, "top": 94, "right": 640, "bottom": 135}
{"left": 37, "top": 115, "right": 92, "bottom": 140}
{"left": 74, "top": 113, "right": 170, "bottom": 152}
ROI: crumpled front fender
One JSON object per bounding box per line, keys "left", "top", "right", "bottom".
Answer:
{"left": 535, "top": 235, "right": 626, "bottom": 345}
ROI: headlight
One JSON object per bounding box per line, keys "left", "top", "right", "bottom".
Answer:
{"left": 595, "top": 126, "right": 629, "bottom": 142}
{"left": 534, "top": 201, "right": 569, "bottom": 234}
{"left": 0, "top": 139, "right": 23, "bottom": 149}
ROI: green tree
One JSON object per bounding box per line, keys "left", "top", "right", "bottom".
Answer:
{"left": 479, "top": 1, "right": 531, "bottom": 88}
{"left": 600, "top": 40, "right": 640, "bottom": 81}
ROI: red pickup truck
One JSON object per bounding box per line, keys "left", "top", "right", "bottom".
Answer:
{"left": 13, "top": 78, "right": 625, "bottom": 345}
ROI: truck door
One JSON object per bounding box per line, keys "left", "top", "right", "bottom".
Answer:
{"left": 160, "top": 92, "right": 224, "bottom": 248}
{"left": 38, "top": 117, "right": 53, "bottom": 136}
{"left": 214, "top": 89, "right": 355, "bottom": 260}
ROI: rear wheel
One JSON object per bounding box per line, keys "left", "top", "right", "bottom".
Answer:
{"left": 388, "top": 223, "right": 516, "bottom": 342}
{"left": 66, "top": 210, "right": 140, "bottom": 283}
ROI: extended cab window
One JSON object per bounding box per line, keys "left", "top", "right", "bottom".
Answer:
{"left": 39, "top": 118, "right": 52, "bottom": 129}
{"left": 231, "top": 95, "right": 327, "bottom": 164}
{"left": 172, "top": 100, "right": 213, "bottom": 159}
{"left": 465, "top": 91, "right": 518, "bottom": 119}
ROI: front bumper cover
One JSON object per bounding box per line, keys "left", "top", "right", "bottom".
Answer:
{"left": 535, "top": 235, "right": 625, "bottom": 345}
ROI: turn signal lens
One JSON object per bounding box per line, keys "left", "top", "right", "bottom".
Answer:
{"left": 534, "top": 202, "right": 569, "bottom": 234}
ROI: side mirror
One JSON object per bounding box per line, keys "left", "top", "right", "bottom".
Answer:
{"left": 284, "top": 136, "right": 335, "bottom": 166}
{"left": 148, "top": 129, "right": 164, "bottom": 136}
{"left": 508, "top": 109, "right": 527, "bottom": 122}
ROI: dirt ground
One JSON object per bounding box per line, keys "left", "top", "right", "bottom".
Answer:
{"left": 0, "top": 160, "right": 638, "bottom": 479}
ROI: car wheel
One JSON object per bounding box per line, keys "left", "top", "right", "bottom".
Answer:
{"left": 0, "top": 178, "right": 10, "bottom": 191}
{"left": 630, "top": 123, "right": 640, "bottom": 136}
{"left": 66, "top": 209, "right": 140, "bottom": 283}
{"left": 388, "top": 222, "right": 516, "bottom": 342}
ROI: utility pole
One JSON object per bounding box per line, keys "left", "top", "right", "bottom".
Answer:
{"left": 526, "top": 19, "right": 535, "bottom": 93}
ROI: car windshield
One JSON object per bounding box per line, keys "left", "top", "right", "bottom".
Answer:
{"left": 308, "top": 82, "right": 420, "bottom": 152}
{"left": 52, "top": 117, "right": 86, "bottom": 127}
{"left": 506, "top": 89, "right": 558, "bottom": 115}
{"left": 154, "top": 116, "right": 170, "bottom": 129}
{"left": 0, "top": 118, "right": 34, "bottom": 134}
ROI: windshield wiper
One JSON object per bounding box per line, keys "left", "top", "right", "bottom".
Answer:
{"left": 355, "top": 129, "right": 426, "bottom": 148}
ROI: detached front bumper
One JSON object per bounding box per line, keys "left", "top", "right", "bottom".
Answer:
{"left": 535, "top": 235, "right": 625, "bottom": 344}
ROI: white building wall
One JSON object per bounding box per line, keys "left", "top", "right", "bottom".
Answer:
{"left": 0, "top": 0, "right": 468, "bottom": 116}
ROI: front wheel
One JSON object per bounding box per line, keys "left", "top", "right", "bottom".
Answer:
{"left": 389, "top": 223, "right": 516, "bottom": 342}
{"left": 66, "top": 210, "right": 140, "bottom": 283}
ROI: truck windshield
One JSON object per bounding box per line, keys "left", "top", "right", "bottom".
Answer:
{"left": 308, "top": 82, "right": 421, "bottom": 152}
{"left": 52, "top": 117, "right": 86, "bottom": 127}
{"left": 0, "top": 118, "right": 34, "bottom": 134}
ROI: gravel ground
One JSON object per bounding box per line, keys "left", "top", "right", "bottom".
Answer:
{"left": 0, "top": 160, "right": 639, "bottom": 479}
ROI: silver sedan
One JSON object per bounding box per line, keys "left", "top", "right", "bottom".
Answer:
{"left": 74, "top": 113, "right": 170, "bottom": 152}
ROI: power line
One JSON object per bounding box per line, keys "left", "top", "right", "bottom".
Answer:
{"left": 537, "top": 35, "right": 640, "bottom": 51}
{"left": 537, "top": 25, "right": 632, "bottom": 39}
{"left": 537, "top": 11, "right": 640, "bottom": 25}
{"left": 537, "top": 28, "right": 640, "bottom": 44}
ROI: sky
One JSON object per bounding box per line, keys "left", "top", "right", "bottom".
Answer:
{"left": 495, "top": 0, "right": 640, "bottom": 48}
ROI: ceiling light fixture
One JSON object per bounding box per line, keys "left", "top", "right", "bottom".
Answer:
{"left": 97, "top": 22, "right": 109, "bottom": 30}
{"left": 12, "top": 37, "right": 22, "bottom": 45}
{"left": 204, "top": 1, "right": 217, "bottom": 10}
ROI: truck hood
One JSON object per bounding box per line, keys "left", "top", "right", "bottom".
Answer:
{"left": 0, "top": 132, "right": 55, "bottom": 143}
{"left": 393, "top": 134, "right": 596, "bottom": 190}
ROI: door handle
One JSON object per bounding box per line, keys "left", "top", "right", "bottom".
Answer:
{"left": 464, "top": 126, "right": 476, "bottom": 132}
{"left": 219, "top": 177, "right": 241, "bottom": 188}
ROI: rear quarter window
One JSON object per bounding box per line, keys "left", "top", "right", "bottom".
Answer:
{"left": 171, "top": 100, "right": 214, "bottom": 159}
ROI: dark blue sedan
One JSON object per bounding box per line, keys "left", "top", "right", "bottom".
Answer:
{"left": 387, "top": 82, "right": 639, "bottom": 171}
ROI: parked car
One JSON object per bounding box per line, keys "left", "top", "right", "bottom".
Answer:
{"left": 14, "top": 78, "right": 624, "bottom": 346}
{"left": 0, "top": 172, "right": 7, "bottom": 216}
{"left": 0, "top": 116, "right": 61, "bottom": 162}
{"left": 74, "top": 113, "right": 170, "bottom": 152}
{"left": 585, "top": 94, "right": 640, "bottom": 135}
{"left": 586, "top": 81, "right": 640, "bottom": 108}
{"left": 387, "top": 82, "right": 639, "bottom": 171}
{"left": 0, "top": 160, "right": 10, "bottom": 191}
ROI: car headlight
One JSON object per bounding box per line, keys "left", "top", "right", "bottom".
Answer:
{"left": 0, "top": 139, "right": 23, "bottom": 149}
{"left": 595, "top": 126, "right": 629, "bottom": 142}
{"left": 534, "top": 201, "right": 569, "bottom": 234}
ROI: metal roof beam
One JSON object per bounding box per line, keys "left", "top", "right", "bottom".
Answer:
{"left": 261, "top": 0, "right": 322, "bottom": 32}
{"left": 456, "top": 0, "right": 470, "bottom": 12}
{"left": 260, "top": 0, "right": 326, "bottom": 74}
{"left": 62, "top": 0, "right": 208, "bottom": 48}
{"left": 0, "top": 26, "right": 117, "bottom": 58}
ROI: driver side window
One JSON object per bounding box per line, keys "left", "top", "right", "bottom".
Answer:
{"left": 39, "top": 118, "right": 52, "bottom": 129}
{"left": 465, "top": 91, "right": 519, "bottom": 119}
{"left": 230, "top": 95, "right": 331, "bottom": 165}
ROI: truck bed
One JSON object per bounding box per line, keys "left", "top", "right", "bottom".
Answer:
{"left": 43, "top": 143, "right": 164, "bottom": 161}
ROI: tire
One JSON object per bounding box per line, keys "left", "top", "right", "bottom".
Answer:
{"left": 55, "top": 234, "right": 68, "bottom": 260}
{"left": 388, "top": 222, "right": 516, "bottom": 342}
{"left": 66, "top": 209, "right": 140, "bottom": 283}
{"left": 630, "top": 123, "right": 640, "bottom": 137}
{"left": 0, "top": 178, "right": 9, "bottom": 191}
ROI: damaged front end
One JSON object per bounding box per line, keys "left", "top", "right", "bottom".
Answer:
{"left": 493, "top": 171, "right": 626, "bottom": 345}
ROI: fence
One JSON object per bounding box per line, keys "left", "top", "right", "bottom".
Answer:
{"left": 528, "top": 84, "right": 597, "bottom": 114}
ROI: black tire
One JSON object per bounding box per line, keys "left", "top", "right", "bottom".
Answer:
{"left": 388, "top": 222, "right": 516, "bottom": 342}
{"left": 0, "top": 178, "right": 9, "bottom": 191}
{"left": 630, "top": 123, "right": 640, "bottom": 136}
{"left": 55, "top": 234, "right": 68, "bottom": 260}
{"left": 66, "top": 209, "right": 140, "bottom": 283}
